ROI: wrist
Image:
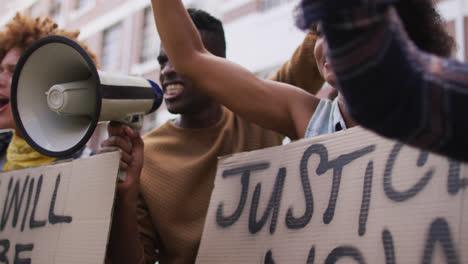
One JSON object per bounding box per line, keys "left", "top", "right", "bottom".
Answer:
{"left": 115, "top": 187, "right": 139, "bottom": 206}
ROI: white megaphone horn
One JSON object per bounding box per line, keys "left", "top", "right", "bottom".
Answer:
{"left": 11, "top": 35, "right": 163, "bottom": 157}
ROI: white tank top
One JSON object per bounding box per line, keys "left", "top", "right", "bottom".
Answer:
{"left": 304, "top": 98, "right": 347, "bottom": 138}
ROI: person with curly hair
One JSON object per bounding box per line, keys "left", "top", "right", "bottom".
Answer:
{"left": 295, "top": 0, "right": 467, "bottom": 161}
{"left": 147, "top": 0, "right": 454, "bottom": 141}
{"left": 0, "top": 13, "right": 98, "bottom": 170}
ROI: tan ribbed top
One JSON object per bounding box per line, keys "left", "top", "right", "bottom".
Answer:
{"left": 138, "top": 108, "right": 282, "bottom": 263}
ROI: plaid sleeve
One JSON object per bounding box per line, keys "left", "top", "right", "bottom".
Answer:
{"left": 319, "top": 5, "right": 468, "bottom": 161}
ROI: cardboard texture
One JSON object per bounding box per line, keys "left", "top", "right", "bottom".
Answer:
{"left": 0, "top": 152, "right": 120, "bottom": 264}
{"left": 197, "top": 127, "right": 468, "bottom": 263}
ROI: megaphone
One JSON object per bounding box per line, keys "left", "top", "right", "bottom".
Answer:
{"left": 11, "top": 35, "right": 163, "bottom": 158}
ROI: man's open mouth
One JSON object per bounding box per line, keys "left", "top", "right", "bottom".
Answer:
{"left": 164, "top": 83, "right": 184, "bottom": 98}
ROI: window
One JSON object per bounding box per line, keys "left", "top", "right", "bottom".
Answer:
{"left": 258, "top": 0, "right": 293, "bottom": 11}
{"left": 75, "top": 0, "right": 91, "bottom": 10}
{"left": 101, "top": 23, "right": 122, "bottom": 72}
{"left": 29, "top": 2, "right": 41, "bottom": 17}
{"left": 49, "top": 0, "right": 63, "bottom": 21}
{"left": 140, "top": 8, "right": 160, "bottom": 63}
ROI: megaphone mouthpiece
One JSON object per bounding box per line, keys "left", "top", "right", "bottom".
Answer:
{"left": 46, "top": 79, "right": 95, "bottom": 116}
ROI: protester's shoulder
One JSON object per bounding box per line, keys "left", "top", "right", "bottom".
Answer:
{"left": 142, "top": 121, "right": 175, "bottom": 141}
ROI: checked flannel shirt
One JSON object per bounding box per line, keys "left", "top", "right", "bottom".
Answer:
{"left": 295, "top": 0, "right": 468, "bottom": 161}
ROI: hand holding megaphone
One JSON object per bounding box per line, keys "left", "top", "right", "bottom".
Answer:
{"left": 99, "top": 122, "right": 143, "bottom": 182}
{"left": 11, "top": 35, "right": 163, "bottom": 158}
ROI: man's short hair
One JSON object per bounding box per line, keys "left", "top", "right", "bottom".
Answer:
{"left": 188, "top": 8, "right": 226, "bottom": 58}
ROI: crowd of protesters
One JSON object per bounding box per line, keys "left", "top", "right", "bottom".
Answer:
{"left": 0, "top": 0, "right": 466, "bottom": 263}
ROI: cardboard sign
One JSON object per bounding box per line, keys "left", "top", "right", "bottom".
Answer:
{"left": 197, "top": 127, "right": 468, "bottom": 263}
{"left": 0, "top": 152, "right": 120, "bottom": 264}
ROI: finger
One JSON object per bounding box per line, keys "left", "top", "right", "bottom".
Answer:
{"left": 107, "top": 121, "right": 126, "bottom": 137}
{"left": 124, "top": 126, "right": 136, "bottom": 138}
{"left": 127, "top": 128, "right": 144, "bottom": 157}
{"left": 97, "top": 146, "right": 119, "bottom": 155}
{"left": 101, "top": 136, "right": 133, "bottom": 154}
{"left": 125, "top": 127, "right": 143, "bottom": 149}
{"left": 97, "top": 146, "right": 132, "bottom": 165}
{"left": 119, "top": 160, "right": 129, "bottom": 171}
{"left": 119, "top": 149, "right": 133, "bottom": 165}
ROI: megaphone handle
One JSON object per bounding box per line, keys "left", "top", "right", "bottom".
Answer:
{"left": 117, "top": 170, "right": 127, "bottom": 182}
{"left": 113, "top": 123, "right": 135, "bottom": 183}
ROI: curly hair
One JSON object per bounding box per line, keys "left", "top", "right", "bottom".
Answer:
{"left": 0, "top": 13, "right": 98, "bottom": 66}
{"left": 395, "top": 0, "right": 454, "bottom": 57}
{"left": 303, "top": 0, "right": 455, "bottom": 57}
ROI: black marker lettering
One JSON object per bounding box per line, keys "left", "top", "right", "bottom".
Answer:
{"left": 1, "top": 177, "right": 30, "bottom": 230}
{"left": 29, "top": 175, "right": 46, "bottom": 229}
{"left": 325, "top": 246, "right": 366, "bottom": 264}
{"left": 13, "top": 244, "right": 33, "bottom": 264}
{"left": 358, "top": 161, "right": 373, "bottom": 236}
{"left": 20, "top": 179, "right": 34, "bottom": 232}
{"left": 13, "top": 177, "right": 29, "bottom": 229}
{"left": 382, "top": 229, "right": 396, "bottom": 264}
{"left": 216, "top": 163, "right": 270, "bottom": 228}
{"left": 49, "top": 174, "right": 72, "bottom": 224}
{"left": 307, "top": 247, "right": 315, "bottom": 264}
{"left": 285, "top": 144, "right": 322, "bottom": 229}
{"left": 249, "top": 168, "right": 286, "bottom": 234}
{"left": 322, "top": 145, "right": 375, "bottom": 224}
{"left": 422, "top": 218, "right": 459, "bottom": 264}
{"left": 1, "top": 178, "right": 13, "bottom": 231}
{"left": 265, "top": 246, "right": 315, "bottom": 264}
{"left": 0, "top": 239, "right": 9, "bottom": 264}
{"left": 417, "top": 152, "right": 430, "bottom": 167}
{"left": 286, "top": 144, "right": 375, "bottom": 229}
{"left": 447, "top": 159, "right": 467, "bottom": 195}
{"left": 384, "top": 143, "right": 433, "bottom": 202}
{"left": 264, "top": 250, "right": 275, "bottom": 264}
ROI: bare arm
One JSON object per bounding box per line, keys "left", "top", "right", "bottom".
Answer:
{"left": 151, "top": 0, "right": 319, "bottom": 139}
{"left": 297, "top": 0, "right": 468, "bottom": 160}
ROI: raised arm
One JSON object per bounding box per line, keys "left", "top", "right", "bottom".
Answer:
{"left": 296, "top": 0, "right": 468, "bottom": 160}
{"left": 151, "top": 0, "right": 319, "bottom": 139}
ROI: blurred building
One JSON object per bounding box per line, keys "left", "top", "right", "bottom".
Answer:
{"left": 0, "top": 0, "right": 466, "bottom": 138}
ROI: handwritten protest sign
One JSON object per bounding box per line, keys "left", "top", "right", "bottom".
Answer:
{"left": 197, "top": 127, "right": 467, "bottom": 263}
{"left": 0, "top": 152, "right": 120, "bottom": 263}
